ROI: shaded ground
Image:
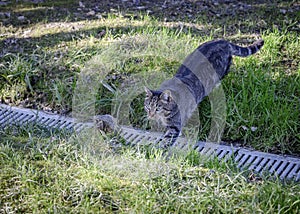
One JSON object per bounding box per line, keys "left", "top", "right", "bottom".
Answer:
{"left": 1, "top": 0, "right": 299, "bottom": 32}
{"left": 1, "top": 0, "right": 299, "bottom": 60}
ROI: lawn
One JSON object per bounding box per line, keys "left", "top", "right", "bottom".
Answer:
{"left": 0, "top": 0, "right": 299, "bottom": 213}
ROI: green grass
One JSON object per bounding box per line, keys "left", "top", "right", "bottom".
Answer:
{"left": 0, "top": 0, "right": 300, "bottom": 212}
{"left": 1, "top": 126, "right": 299, "bottom": 213}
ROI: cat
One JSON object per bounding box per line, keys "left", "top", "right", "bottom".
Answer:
{"left": 144, "top": 39, "right": 264, "bottom": 148}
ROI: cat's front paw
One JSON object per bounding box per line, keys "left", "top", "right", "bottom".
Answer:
{"left": 155, "top": 137, "right": 176, "bottom": 149}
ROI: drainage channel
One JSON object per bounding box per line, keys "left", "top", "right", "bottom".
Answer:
{"left": 1, "top": 104, "right": 299, "bottom": 182}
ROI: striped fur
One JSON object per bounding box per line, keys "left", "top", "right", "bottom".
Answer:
{"left": 230, "top": 39, "right": 264, "bottom": 57}
{"left": 145, "top": 39, "right": 264, "bottom": 148}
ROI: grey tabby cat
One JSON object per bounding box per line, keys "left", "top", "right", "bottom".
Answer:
{"left": 144, "top": 39, "right": 264, "bottom": 148}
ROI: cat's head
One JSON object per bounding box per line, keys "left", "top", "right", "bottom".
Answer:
{"left": 144, "top": 87, "right": 177, "bottom": 122}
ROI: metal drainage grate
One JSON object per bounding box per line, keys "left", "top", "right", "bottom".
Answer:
{"left": 0, "top": 104, "right": 91, "bottom": 132}
{"left": 236, "top": 148, "right": 300, "bottom": 181}
{"left": 1, "top": 104, "right": 299, "bottom": 182}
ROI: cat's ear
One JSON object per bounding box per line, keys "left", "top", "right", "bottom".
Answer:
{"left": 160, "top": 90, "right": 173, "bottom": 102}
{"left": 144, "top": 86, "right": 152, "bottom": 97}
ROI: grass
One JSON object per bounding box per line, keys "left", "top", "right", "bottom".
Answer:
{"left": 1, "top": 125, "right": 300, "bottom": 213}
{"left": 0, "top": 0, "right": 300, "bottom": 212}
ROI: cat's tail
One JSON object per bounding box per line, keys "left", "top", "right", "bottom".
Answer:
{"left": 229, "top": 39, "right": 264, "bottom": 57}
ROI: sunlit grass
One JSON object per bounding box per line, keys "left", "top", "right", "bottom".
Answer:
{"left": 1, "top": 126, "right": 299, "bottom": 213}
